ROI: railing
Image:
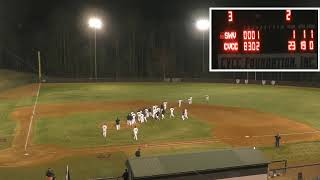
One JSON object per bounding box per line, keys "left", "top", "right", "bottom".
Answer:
{"left": 268, "top": 162, "right": 320, "bottom": 179}
{"left": 88, "top": 176, "right": 122, "bottom": 180}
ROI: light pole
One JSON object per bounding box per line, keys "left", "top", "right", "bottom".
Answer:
{"left": 88, "top": 17, "right": 102, "bottom": 80}
{"left": 196, "top": 19, "right": 209, "bottom": 73}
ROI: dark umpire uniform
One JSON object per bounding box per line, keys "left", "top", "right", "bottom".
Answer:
{"left": 45, "top": 168, "right": 56, "bottom": 180}
{"left": 275, "top": 133, "right": 281, "bottom": 148}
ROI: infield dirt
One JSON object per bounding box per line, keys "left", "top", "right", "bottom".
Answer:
{"left": 0, "top": 100, "right": 319, "bottom": 167}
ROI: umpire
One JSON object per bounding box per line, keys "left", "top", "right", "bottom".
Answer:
{"left": 275, "top": 133, "right": 281, "bottom": 148}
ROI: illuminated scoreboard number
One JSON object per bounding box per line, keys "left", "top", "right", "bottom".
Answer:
{"left": 209, "top": 7, "right": 320, "bottom": 72}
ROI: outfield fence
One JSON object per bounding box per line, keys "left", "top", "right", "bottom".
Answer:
{"left": 41, "top": 76, "right": 320, "bottom": 89}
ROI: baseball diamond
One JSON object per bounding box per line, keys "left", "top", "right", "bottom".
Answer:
{"left": 0, "top": 70, "right": 320, "bottom": 179}
{"left": 1, "top": 1, "right": 320, "bottom": 179}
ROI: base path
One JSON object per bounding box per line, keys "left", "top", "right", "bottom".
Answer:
{"left": 1, "top": 100, "right": 320, "bottom": 167}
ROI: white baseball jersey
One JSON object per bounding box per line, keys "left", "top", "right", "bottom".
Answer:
{"left": 133, "top": 127, "right": 139, "bottom": 134}
{"left": 163, "top": 102, "right": 168, "bottom": 110}
{"left": 102, "top": 125, "right": 107, "bottom": 132}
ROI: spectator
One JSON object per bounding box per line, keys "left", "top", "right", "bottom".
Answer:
{"left": 122, "top": 169, "right": 129, "bottom": 180}
{"left": 135, "top": 148, "right": 141, "bottom": 157}
{"left": 45, "top": 168, "right": 56, "bottom": 180}
{"left": 275, "top": 133, "right": 281, "bottom": 148}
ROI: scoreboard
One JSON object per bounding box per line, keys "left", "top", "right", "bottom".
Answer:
{"left": 209, "top": 8, "right": 319, "bottom": 72}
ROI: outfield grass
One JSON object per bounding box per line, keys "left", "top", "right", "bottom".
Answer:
{"left": 0, "top": 152, "right": 127, "bottom": 180}
{"left": 0, "top": 69, "right": 35, "bottom": 91}
{"left": 34, "top": 111, "right": 212, "bottom": 148}
{"left": 0, "top": 97, "right": 37, "bottom": 149}
{"left": 0, "top": 70, "right": 35, "bottom": 149}
{"left": 2, "top": 76, "right": 320, "bottom": 179}
{"left": 1, "top": 141, "right": 320, "bottom": 180}
{"left": 38, "top": 83, "right": 320, "bottom": 128}
{"left": 261, "top": 141, "right": 320, "bottom": 163}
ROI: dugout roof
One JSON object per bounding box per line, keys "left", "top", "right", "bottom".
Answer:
{"left": 127, "top": 148, "right": 269, "bottom": 179}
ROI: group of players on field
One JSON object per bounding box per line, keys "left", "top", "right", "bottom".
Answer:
{"left": 101, "top": 95, "right": 210, "bottom": 141}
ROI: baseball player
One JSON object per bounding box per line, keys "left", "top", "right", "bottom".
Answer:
{"left": 160, "top": 104, "right": 164, "bottom": 110}
{"left": 170, "top": 107, "right": 175, "bottom": 118}
{"left": 143, "top": 110, "right": 147, "bottom": 122}
{"left": 155, "top": 110, "right": 160, "bottom": 120}
{"left": 184, "top": 109, "right": 188, "bottom": 119}
{"left": 140, "top": 113, "right": 145, "bottom": 123}
{"left": 145, "top": 108, "right": 149, "bottom": 118}
{"left": 148, "top": 107, "right": 152, "bottom": 117}
{"left": 205, "top": 95, "right": 209, "bottom": 103}
{"left": 161, "top": 108, "right": 165, "bottom": 119}
{"left": 102, "top": 123, "right": 107, "bottom": 138}
{"left": 188, "top": 97, "right": 193, "bottom": 105}
{"left": 178, "top": 100, "right": 182, "bottom": 107}
{"left": 132, "top": 112, "right": 136, "bottom": 124}
{"left": 163, "top": 102, "right": 168, "bottom": 110}
{"left": 127, "top": 114, "right": 130, "bottom": 126}
{"left": 133, "top": 126, "right": 139, "bottom": 141}
{"left": 137, "top": 111, "right": 141, "bottom": 123}
{"left": 152, "top": 106, "right": 157, "bottom": 118}
{"left": 128, "top": 113, "right": 133, "bottom": 126}
{"left": 115, "top": 117, "right": 120, "bottom": 130}
{"left": 181, "top": 111, "right": 186, "bottom": 121}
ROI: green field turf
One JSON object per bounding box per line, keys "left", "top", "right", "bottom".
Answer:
{"left": 1, "top": 70, "right": 320, "bottom": 179}
{"left": 0, "top": 152, "right": 127, "bottom": 180}
{"left": 38, "top": 83, "right": 320, "bottom": 128}
{"left": 0, "top": 70, "right": 36, "bottom": 149}
{"left": 0, "top": 69, "right": 35, "bottom": 91}
{"left": 34, "top": 111, "right": 212, "bottom": 148}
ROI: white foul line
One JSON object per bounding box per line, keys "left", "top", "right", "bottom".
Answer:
{"left": 24, "top": 83, "right": 41, "bottom": 151}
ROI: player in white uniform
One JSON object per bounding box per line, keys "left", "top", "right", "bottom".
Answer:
{"left": 184, "top": 109, "right": 188, "bottom": 119}
{"left": 140, "top": 113, "right": 145, "bottom": 123}
{"left": 155, "top": 108, "right": 160, "bottom": 120}
{"left": 133, "top": 126, "right": 139, "bottom": 141}
{"left": 181, "top": 111, "right": 185, "bottom": 121}
{"left": 137, "top": 111, "right": 141, "bottom": 123}
{"left": 205, "top": 95, "right": 209, "bottom": 103}
{"left": 132, "top": 112, "right": 136, "bottom": 125}
{"left": 178, "top": 100, "right": 182, "bottom": 107}
{"left": 188, "top": 97, "right": 193, "bottom": 104}
{"left": 161, "top": 108, "right": 165, "bottom": 119}
{"left": 145, "top": 109, "right": 149, "bottom": 118}
{"left": 170, "top": 107, "right": 175, "bottom": 118}
{"left": 102, "top": 124, "right": 107, "bottom": 138}
{"left": 152, "top": 106, "right": 157, "bottom": 118}
{"left": 163, "top": 102, "right": 168, "bottom": 110}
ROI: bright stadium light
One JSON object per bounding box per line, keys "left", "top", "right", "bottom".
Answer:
{"left": 195, "top": 19, "right": 209, "bottom": 73}
{"left": 88, "top": 17, "right": 102, "bottom": 29}
{"left": 88, "top": 17, "right": 103, "bottom": 80}
{"left": 196, "top": 19, "right": 209, "bottom": 31}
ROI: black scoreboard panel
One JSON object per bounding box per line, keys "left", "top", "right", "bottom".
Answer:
{"left": 209, "top": 8, "right": 319, "bottom": 71}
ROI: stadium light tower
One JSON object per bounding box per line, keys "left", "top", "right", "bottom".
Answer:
{"left": 196, "top": 19, "right": 209, "bottom": 73}
{"left": 88, "top": 17, "right": 102, "bottom": 80}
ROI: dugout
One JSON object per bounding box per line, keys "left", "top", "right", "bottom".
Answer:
{"left": 126, "top": 148, "right": 269, "bottom": 180}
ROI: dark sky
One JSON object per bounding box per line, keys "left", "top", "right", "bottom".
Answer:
{"left": 1, "top": 0, "right": 319, "bottom": 35}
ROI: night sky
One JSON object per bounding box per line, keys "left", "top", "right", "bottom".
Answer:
{"left": 0, "top": 0, "right": 319, "bottom": 78}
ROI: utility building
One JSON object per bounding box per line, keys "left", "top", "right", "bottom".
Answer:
{"left": 126, "top": 148, "right": 269, "bottom": 180}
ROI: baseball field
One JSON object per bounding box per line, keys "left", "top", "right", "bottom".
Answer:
{"left": 1, "top": 70, "right": 320, "bottom": 179}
